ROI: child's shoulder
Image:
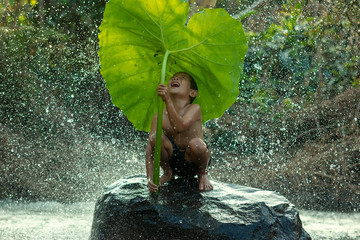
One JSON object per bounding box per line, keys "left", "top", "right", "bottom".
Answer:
{"left": 188, "top": 103, "right": 201, "bottom": 110}
{"left": 185, "top": 103, "right": 202, "bottom": 117}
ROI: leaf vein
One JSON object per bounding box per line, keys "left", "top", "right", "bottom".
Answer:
{"left": 112, "top": 2, "right": 162, "bottom": 43}
{"left": 189, "top": 50, "right": 233, "bottom": 66}
{"left": 171, "top": 22, "right": 240, "bottom": 53}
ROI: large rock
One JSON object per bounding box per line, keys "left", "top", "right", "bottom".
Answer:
{"left": 90, "top": 175, "right": 311, "bottom": 240}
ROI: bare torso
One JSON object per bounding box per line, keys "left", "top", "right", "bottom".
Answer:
{"left": 162, "top": 105, "right": 203, "bottom": 150}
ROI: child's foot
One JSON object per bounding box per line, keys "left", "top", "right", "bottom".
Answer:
{"left": 198, "top": 173, "right": 213, "bottom": 191}
{"left": 159, "top": 172, "right": 174, "bottom": 186}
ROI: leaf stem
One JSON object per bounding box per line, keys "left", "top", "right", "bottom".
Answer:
{"left": 153, "top": 50, "right": 170, "bottom": 191}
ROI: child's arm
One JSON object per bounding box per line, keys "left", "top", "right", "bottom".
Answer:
{"left": 167, "top": 103, "right": 201, "bottom": 133}
{"left": 158, "top": 84, "right": 201, "bottom": 133}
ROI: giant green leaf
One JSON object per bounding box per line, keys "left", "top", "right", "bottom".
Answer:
{"left": 99, "top": 0, "right": 248, "bottom": 132}
{"left": 99, "top": 0, "right": 247, "bottom": 187}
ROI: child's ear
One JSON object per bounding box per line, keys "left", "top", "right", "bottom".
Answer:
{"left": 190, "top": 89, "right": 198, "bottom": 98}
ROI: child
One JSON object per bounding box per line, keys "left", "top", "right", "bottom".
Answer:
{"left": 146, "top": 72, "right": 213, "bottom": 192}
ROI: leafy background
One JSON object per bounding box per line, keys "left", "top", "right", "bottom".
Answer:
{"left": 0, "top": 0, "right": 359, "bottom": 211}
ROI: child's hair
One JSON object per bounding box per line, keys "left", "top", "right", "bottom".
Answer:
{"left": 178, "top": 72, "right": 197, "bottom": 103}
{"left": 177, "top": 72, "right": 197, "bottom": 90}
{"left": 189, "top": 74, "right": 198, "bottom": 91}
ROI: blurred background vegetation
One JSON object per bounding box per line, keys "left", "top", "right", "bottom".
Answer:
{"left": 1, "top": 0, "right": 359, "bottom": 211}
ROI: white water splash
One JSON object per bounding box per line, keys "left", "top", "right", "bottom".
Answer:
{"left": 0, "top": 200, "right": 359, "bottom": 240}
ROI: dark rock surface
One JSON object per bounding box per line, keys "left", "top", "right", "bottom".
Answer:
{"left": 90, "top": 175, "right": 311, "bottom": 240}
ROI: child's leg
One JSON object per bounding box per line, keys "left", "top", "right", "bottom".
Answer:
{"left": 185, "top": 138, "right": 213, "bottom": 191}
{"left": 148, "top": 132, "right": 174, "bottom": 185}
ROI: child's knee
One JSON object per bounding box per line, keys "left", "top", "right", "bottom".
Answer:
{"left": 149, "top": 132, "right": 171, "bottom": 150}
{"left": 188, "top": 138, "right": 207, "bottom": 155}
{"left": 149, "top": 133, "right": 156, "bottom": 148}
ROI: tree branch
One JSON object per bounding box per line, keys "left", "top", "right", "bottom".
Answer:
{"left": 234, "top": 0, "right": 269, "bottom": 19}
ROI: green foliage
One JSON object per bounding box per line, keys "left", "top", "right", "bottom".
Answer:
{"left": 216, "top": 0, "right": 256, "bottom": 15}
{"left": 206, "top": 0, "right": 360, "bottom": 167}
{"left": 32, "top": 0, "right": 106, "bottom": 37}
{"left": 240, "top": 1, "right": 359, "bottom": 110}
{"left": 1, "top": 0, "right": 106, "bottom": 38}
{"left": 0, "top": 0, "right": 32, "bottom": 27}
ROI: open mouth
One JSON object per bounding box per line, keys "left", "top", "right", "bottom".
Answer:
{"left": 170, "top": 81, "right": 180, "bottom": 88}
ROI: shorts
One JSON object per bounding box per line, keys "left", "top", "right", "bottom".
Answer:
{"left": 165, "top": 135, "right": 211, "bottom": 178}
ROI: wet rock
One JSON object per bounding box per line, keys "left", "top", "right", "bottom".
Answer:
{"left": 90, "top": 175, "right": 311, "bottom": 240}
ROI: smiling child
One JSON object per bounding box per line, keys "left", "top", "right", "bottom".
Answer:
{"left": 145, "top": 72, "right": 213, "bottom": 192}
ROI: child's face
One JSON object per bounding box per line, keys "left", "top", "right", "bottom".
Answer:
{"left": 168, "top": 73, "right": 191, "bottom": 90}
{"left": 168, "top": 73, "right": 197, "bottom": 100}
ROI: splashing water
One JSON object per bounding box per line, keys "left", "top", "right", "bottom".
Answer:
{"left": 1, "top": 0, "right": 359, "bottom": 239}
{"left": 0, "top": 200, "right": 360, "bottom": 240}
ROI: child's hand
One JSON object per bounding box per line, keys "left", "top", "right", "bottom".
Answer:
{"left": 158, "top": 84, "right": 169, "bottom": 102}
{"left": 147, "top": 179, "right": 159, "bottom": 192}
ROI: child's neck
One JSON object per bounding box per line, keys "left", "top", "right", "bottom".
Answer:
{"left": 171, "top": 96, "right": 191, "bottom": 111}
